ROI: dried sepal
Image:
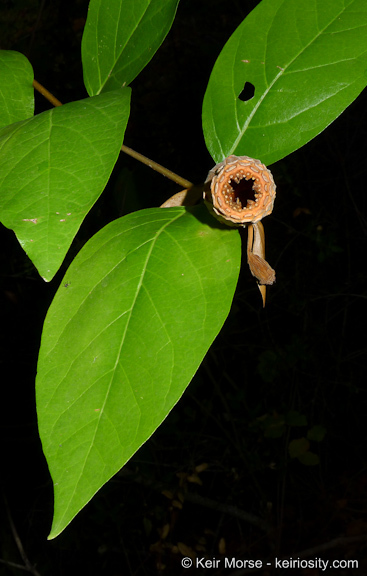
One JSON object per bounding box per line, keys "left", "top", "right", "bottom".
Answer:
{"left": 247, "top": 222, "right": 276, "bottom": 307}
{"left": 160, "top": 185, "right": 203, "bottom": 208}
{"left": 247, "top": 253, "right": 276, "bottom": 285}
{"left": 204, "top": 155, "right": 276, "bottom": 226}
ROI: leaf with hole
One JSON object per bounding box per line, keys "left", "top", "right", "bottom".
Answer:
{"left": 82, "top": 0, "right": 180, "bottom": 95}
{"left": 36, "top": 205, "right": 241, "bottom": 538}
{"left": 0, "top": 89, "right": 131, "bottom": 281}
{"left": 203, "top": 0, "right": 367, "bottom": 165}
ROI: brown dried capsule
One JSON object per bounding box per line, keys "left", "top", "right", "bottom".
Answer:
{"left": 204, "top": 155, "right": 276, "bottom": 226}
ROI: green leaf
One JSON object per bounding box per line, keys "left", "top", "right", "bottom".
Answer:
{"left": 0, "top": 50, "right": 34, "bottom": 129}
{"left": 0, "top": 89, "right": 131, "bottom": 281}
{"left": 82, "top": 0, "right": 180, "bottom": 95}
{"left": 36, "top": 205, "right": 241, "bottom": 538}
{"left": 257, "top": 350, "right": 279, "bottom": 383}
{"left": 203, "top": 0, "right": 367, "bottom": 165}
{"left": 262, "top": 414, "right": 285, "bottom": 438}
{"left": 307, "top": 424, "right": 326, "bottom": 442}
{"left": 288, "top": 437, "right": 310, "bottom": 459}
{"left": 297, "top": 451, "right": 320, "bottom": 466}
{"left": 285, "top": 410, "right": 308, "bottom": 427}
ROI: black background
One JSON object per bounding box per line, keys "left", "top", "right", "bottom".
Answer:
{"left": 1, "top": 1, "right": 367, "bottom": 574}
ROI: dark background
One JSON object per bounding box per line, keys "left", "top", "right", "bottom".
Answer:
{"left": 1, "top": 1, "right": 367, "bottom": 574}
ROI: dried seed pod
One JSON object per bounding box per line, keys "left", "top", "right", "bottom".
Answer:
{"left": 204, "top": 155, "right": 276, "bottom": 226}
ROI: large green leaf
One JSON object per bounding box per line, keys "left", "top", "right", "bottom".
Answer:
{"left": 36, "top": 205, "right": 241, "bottom": 538}
{"left": 203, "top": 0, "right": 367, "bottom": 165}
{"left": 82, "top": 0, "right": 180, "bottom": 95}
{"left": 0, "top": 89, "right": 131, "bottom": 281}
{"left": 0, "top": 50, "right": 34, "bottom": 129}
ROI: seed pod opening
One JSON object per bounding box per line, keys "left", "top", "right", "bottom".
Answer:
{"left": 204, "top": 155, "right": 276, "bottom": 226}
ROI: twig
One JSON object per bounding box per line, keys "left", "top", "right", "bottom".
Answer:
{"left": 0, "top": 558, "right": 39, "bottom": 573}
{"left": 32, "top": 80, "right": 194, "bottom": 191}
{"left": 184, "top": 492, "right": 272, "bottom": 534}
{"left": 2, "top": 494, "right": 42, "bottom": 576}
{"left": 118, "top": 467, "right": 272, "bottom": 534}
{"left": 32, "top": 80, "right": 62, "bottom": 107}
{"left": 293, "top": 533, "right": 367, "bottom": 559}
{"left": 227, "top": 533, "right": 367, "bottom": 575}
{"left": 121, "top": 144, "right": 193, "bottom": 189}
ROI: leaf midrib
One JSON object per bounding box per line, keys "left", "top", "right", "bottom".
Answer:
{"left": 60, "top": 210, "right": 185, "bottom": 525}
{"left": 97, "top": 1, "right": 151, "bottom": 92}
{"left": 228, "top": 2, "right": 351, "bottom": 155}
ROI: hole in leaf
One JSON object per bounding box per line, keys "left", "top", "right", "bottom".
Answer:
{"left": 238, "top": 82, "right": 255, "bottom": 102}
{"left": 229, "top": 177, "right": 256, "bottom": 208}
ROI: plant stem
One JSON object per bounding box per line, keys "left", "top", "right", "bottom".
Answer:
{"left": 33, "top": 79, "right": 62, "bottom": 107}
{"left": 120, "top": 144, "right": 193, "bottom": 188}
{"left": 32, "top": 80, "right": 194, "bottom": 189}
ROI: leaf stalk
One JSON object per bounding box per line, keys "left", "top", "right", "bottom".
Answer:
{"left": 32, "top": 80, "right": 193, "bottom": 190}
